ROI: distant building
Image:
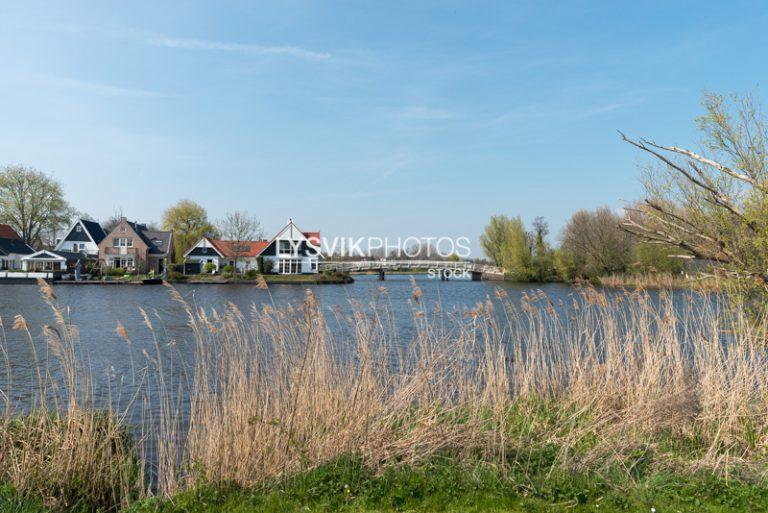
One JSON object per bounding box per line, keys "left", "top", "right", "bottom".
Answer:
{"left": 260, "top": 219, "right": 320, "bottom": 274}
{"left": 98, "top": 217, "right": 174, "bottom": 274}
{"left": 183, "top": 219, "right": 320, "bottom": 275}
{"left": 55, "top": 218, "right": 107, "bottom": 256}
{"left": 0, "top": 224, "right": 34, "bottom": 270}
{"left": 184, "top": 238, "right": 268, "bottom": 273}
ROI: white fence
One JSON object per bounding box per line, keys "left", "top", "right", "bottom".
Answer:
{"left": 0, "top": 271, "right": 54, "bottom": 279}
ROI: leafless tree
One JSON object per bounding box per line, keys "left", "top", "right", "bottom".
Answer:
{"left": 621, "top": 92, "right": 768, "bottom": 286}
{"left": 561, "top": 207, "right": 633, "bottom": 279}
{"left": 217, "top": 211, "right": 263, "bottom": 272}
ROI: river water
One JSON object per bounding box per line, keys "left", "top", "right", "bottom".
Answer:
{"left": 0, "top": 275, "right": 577, "bottom": 407}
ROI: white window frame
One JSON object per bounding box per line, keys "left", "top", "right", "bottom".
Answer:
{"left": 279, "top": 258, "right": 302, "bottom": 274}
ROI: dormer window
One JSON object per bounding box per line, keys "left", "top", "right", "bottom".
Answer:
{"left": 153, "top": 239, "right": 163, "bottom": 247}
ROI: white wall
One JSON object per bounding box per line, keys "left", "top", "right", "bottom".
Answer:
{"left": 57, "top": 240, "right": 99, "bottom": 255}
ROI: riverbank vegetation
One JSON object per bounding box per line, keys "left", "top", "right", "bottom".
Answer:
{"left": 482, "top": 93, "right": 768, "bottom": 296}
{"left": 4, "top": 280, "right": 768, "bottom": 511}
{"left": 480, "top": 208, "right": 685, "bottom": 284}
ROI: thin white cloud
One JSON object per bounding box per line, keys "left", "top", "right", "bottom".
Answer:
{"left": 147, "top": 36, "right": 331, "bottom": 61}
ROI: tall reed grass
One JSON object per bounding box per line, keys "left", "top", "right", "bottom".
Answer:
{"left": 2, "top": 278, "right": 768, "bottom": 510}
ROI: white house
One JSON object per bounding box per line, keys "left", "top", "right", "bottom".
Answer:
{"left": 183, "top": 219, "right": 321, "bottom": 275}
{"left": 184, "top": 237, "right": 268, "bottom": 274}
{"left": 21, "top": 250, "right": 67, "bottom": 272}
{"left": 55, "top": 218, "right": 107, "bottom": 256}
{"left": 259, "top": 219, "right": 321, "bottom": 274}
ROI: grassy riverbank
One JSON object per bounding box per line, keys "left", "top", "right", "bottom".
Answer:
{"left": 168, "top": 270, "right": 353, "bottom": 284}
{"left": 598, "top": 272, "right": 723, "bottom": 290}
{"left": 3, "top": 281, "right": 768, "bottom": 511}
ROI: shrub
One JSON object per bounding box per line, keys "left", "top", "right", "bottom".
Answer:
{"left": 243, "top": 269, "right": 259, "bottom": 280}
{"left": 168, "top": 271, "right": 187, "bottom": 281}
{"left": 0, "top": 412, "right": 141, "bottom": 512}
{"left": 106, "top": 267, "right": 126, "bottom": 277}
{"left": 203, "top": 262, "right": 216, "bottom": 274}
{"left": 222, "top": 265, "right": 234, "bottom": 273}
{"left": 261, "top": 258, "right": 274, "bottom": 274}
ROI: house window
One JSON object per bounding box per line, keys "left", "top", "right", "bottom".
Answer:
{"left": 311, "top": 260, "right": 318, "bottom": 272}
{"left": 279, "top": 240, "right": 292, "bottom": 255}
{"left": 113, "top": 238, "right": 134, "bottom": 247}
{"left": 279, "top": 258, "right": 302, "bottom": 274}
{"left": 110, "top": 257, "right": 135, "bottom": 269}
{"left": 76, "top": 225, "right": 82, "bottom": 233}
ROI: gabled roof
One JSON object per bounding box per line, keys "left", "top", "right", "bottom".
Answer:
{"left": 109, "top": 219, "right": 173, "bottom": 256}
{"left": 0, "top": 224, "right": 22, "bottom": 240}
{"left": 22, "top": 250, "right": 66, "bottom": 261}
{"left": 265, "top": 219, "right": 320, "bottom": 250}
{"left": 56, "top": 218, "right": 107, "bottom": 250}
{"left": 80, "top": 219, "right": 107, "bottom": 244}
{"left": 143, "top": 230, "right": 173, "bottom": 255}
{"left": 0, "top": 225, "right": 34, "bottom": 256}
{"left": 209, "top": 239, "right": 269, "bottom": 258}
{"left": 303, "top": 231, "right": 321, "bottom": 245}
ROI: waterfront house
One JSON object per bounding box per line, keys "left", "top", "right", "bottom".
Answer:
{"left": 183, "top": 219, "right": 321, "bottom": 275}
{"left": 259, "top": 219, "right": 320, "bottom": 274}
{"left": 98, "top": 217, "right": 174, "bottom": 274}
{"left": 21, "top": 250, "right": 67, "bottom": 272}
{"left": 183, "top": 238, "right": 268, "bottom": 274}
{"left": 0, "top": 224, "right": 34, "bottom": 270}
{"left": 55, "top": 218, "right": 107, "bottom": 256}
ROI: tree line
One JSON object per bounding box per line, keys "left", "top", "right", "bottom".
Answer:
{"left": 0, "top": 165, "right": 263, "bottom": 265}
{"left": 483, "top": 92, "right": 768, "bottom": 287}
{"left": 481, "top": 208, "right": 684, "bottom": 283}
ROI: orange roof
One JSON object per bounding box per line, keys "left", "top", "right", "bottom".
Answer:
{"left": 208, "top": 239, "right": 269, "bottom": 258}
{"left": 0, "top": 224, "right": 21, "bottom": 240}
{"left": 303, "top": 231, "right": 321, "bottom": 245}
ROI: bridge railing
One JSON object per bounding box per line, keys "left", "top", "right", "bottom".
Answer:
{"left": 319, "top": 260, "right": 505, "bottom": 275}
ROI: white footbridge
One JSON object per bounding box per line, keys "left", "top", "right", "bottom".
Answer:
{"left": 319, "top": 260, "right": 505, "bottom": 280}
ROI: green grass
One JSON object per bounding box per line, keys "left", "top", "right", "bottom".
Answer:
{"left": 120, "top": 457, "right": 768, "bottom": 513}
{"left": 170, "top": 272, "right": 352, "bottom": 284}
{"left": 7, "top": 456, "right": 766, "bottom": 513}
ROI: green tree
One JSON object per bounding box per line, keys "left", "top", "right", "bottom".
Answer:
{"left": 480, "top": 215, "right": 512, "bottom": 267}
{"left": 480, "top": 215, "right": 534, "bottom": 280}
{"left": 0, "top": 165, "right": 73, "bottom": 247}
{"left": 631, "top": 243, "right": 686, "bottom": 274}
{"left": 161, "top": 200, "right": 217, "bottom": 263}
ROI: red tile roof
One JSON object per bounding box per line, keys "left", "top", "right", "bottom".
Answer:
{"left": 208, "top": 239, "right": 269, "bottom": 258}
{"left": 0, "top": 224, "right": 22, "bottom": 240}
{"left": 303, "top": 232, "right": 321, "bottom": 246}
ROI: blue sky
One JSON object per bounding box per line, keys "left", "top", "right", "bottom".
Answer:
{"left": 0, "top": 1, "right": 766, "bottom": 256}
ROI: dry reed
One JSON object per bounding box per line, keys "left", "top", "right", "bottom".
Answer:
{"left": 2, "top": 279, "right": 768, "bottom": 508}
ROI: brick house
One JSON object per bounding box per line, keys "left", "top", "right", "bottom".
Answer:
{"left": 98, "top": 217, "right": 174, "bottom": 274}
